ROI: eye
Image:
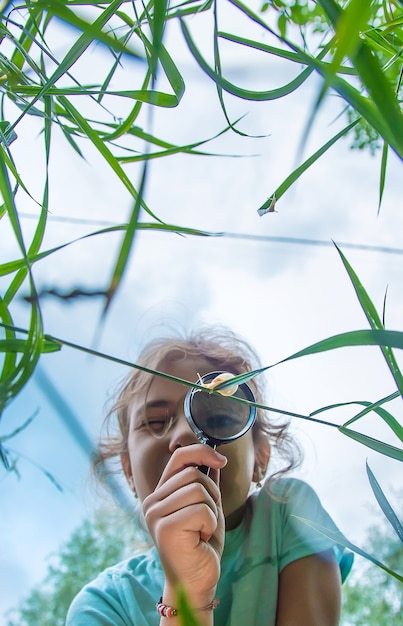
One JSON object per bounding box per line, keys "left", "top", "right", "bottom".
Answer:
{"left": 203, "top": 413, "right": 243, "bottom": 438}
{"left": 137, "top": 411, "right": 175, "bottom": 438}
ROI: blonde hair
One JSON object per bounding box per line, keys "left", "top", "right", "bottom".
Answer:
{"left": 94, "top": 327, "right": 301, "bottom": 484}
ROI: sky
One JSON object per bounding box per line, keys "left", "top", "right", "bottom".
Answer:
{"left": 1, "top": 2, "right": 402, "bottom": 622}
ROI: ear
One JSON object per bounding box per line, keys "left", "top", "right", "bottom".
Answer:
{"left": 121, "top": 452, "right": 136, "bottom": 493}
{"left": 253, "top": 439, "right": 271, "bottom": 482}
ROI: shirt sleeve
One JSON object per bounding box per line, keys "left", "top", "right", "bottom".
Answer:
{"left": 66, "top": 556, "right": 161, "bottom": 626}
{"left": 276, "top": 479, "right": 353, "bottom": 579}
{"left": 66, "top": 584, "right": 133, "bottom": 626}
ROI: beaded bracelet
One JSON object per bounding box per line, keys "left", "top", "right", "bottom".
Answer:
{"left": 156, "top": 597, "right": 220, "bottom": 619}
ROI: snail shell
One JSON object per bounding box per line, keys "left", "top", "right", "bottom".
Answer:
{"left": 202, "top": 372, "right": 239, "bottom": 396}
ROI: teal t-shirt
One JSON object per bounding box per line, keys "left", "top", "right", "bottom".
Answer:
{"left": 66, "top": 478, "right": 352, "bottom": 625}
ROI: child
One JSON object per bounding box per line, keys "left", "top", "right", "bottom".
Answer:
{"left": 67, "top": 327, "right": 352, "bottom": 625}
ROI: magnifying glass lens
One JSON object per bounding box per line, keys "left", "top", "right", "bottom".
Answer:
{"left": 191, "top": 388, "right": 251, "bottom": 440}
{"left": 184, "top": 371, "right": 256, "bottom": 446}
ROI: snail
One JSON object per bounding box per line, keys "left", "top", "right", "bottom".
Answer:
{"left": 201, "top": 371, "right": 239, "bottom": 396}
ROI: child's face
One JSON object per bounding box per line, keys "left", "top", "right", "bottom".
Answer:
{"left": 122, "top": 356, "right": 257, "bottom": 529}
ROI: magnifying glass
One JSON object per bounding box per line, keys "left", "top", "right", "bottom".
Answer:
{"left": 184, "top": 371, "right": 256, "bottom": 474}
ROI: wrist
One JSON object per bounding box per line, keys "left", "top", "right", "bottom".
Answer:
{"left": 163, "top": 581, "right": 217, "bottom": 607}
{"left": 159, "top": 584, "right": 219, "bottom": 625}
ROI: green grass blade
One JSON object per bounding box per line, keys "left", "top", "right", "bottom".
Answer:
{"left": 0, "top": 290, "right": 44, "bottom": 414}
{"left": 378, "top": 140, "right": 388, "bottom": 215}
{"left": 147, "top": 33, "right": 185, "bottom": 105}
{"left": 0, "top": 297, "right": 17, "bottom": 380}
{"left": 329, "top": 0, "right": 373, "bottom": 72}
{"left": 258, "top": 120, "right": 358, "bottom": 212}
{"left": 180, "top": 18, "right": 320, "bottom": 101}
{"left": 14, "top": 83, "right": 186, "bottom": 106}
{"left": 101, "top": 70, "right": 152, "bottom": 141}
{"left": 0, "top": 121, "right": 17, "bottom": 147}
{"left": 0, "top": 222, "right": 221, "bottom": 277}
{"left": 316, "top": 0, "right": 403, "bottom": 158}
{"left": 103, "top": 164, "right": 147, "bottom": 314}
{"left": 0, "top": 141, "right": 41, "bottom": 203}
{"left": 228, "top": 0, "right": 403, "bottom": 157}
{"left": 9, "top": 8, "right": 41, "bottom": 70}
{"left": 150, "top": 0, "right": 168, "bottom": 77}
{"left": 344, "top": 397, "right": 403, "bottom": 441}
{"left": 5, "top": 96, "right": 51, "bottom": 304}
{"left": 366, "top": 461, "right": 403, "bottom": 541}
{"left": 339, "top": 426, "right": 403, "bottom": 461}
{"left": 166, "top": 0, "right": 213, "bottom": 19}
{"left": 305, "top": 0, "right": 373, "bottom": 145}
{"left": 335, "top": 243, "right": 403, "bottom": 395}
{"left": 311, "top": 392, "right": 403, "bottom": 442}
{"left": 280, "top": 329, "right": 403, "bottom": 363}
{"left": 0, "top": 145, "right": 28, "bottom": 257}
{"left": 0, "top": 338, "right": 60, "bottom": 354}
{"left": 11, "top": 0, "right": 132, "bottom": 126}
{"left": 176, "top": 586, "right": 202, "bottom": 626}
{"left": 57, "top": 95, "right": 155, "bottom": 215}
{"left": 117, "top": 120, "right": 249, "bottom": 161}
{"left": 35, "top": 0, "right": 143, "bottom": 60}
{"left": 293, "top": 516, "right": 403, "bottom": 581}
{"left": 218, "top": 32, "right": 356, "bottom": 75}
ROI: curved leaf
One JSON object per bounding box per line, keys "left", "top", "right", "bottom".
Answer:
{"left": 366, "top": 462, "right": 403, "bottom": 541}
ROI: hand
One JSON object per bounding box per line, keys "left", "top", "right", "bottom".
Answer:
{"left": 142, "top": 445, "right": 227, "bottom": 601}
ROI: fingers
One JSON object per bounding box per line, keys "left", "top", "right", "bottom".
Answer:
{"left": 153, "top": 497, "right": 219, "bottom": 545}
{"left": 142, "top": 445, "right": 227, "bottom": 595}
{"left": 156, "top": 444, "right": 227, "bottom": 489}
{"left": 143, "top": 446, "right": 227, "bottom": 547}
{"left": 143, "top": 467, "right": 221, "bottom": 537}
{"left": 149, "top": 465, "right": 217, "bottom": 505}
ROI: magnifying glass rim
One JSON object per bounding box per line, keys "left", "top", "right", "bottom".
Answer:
{"left": 184, "top": 370, "right": 257, "bottom": 446}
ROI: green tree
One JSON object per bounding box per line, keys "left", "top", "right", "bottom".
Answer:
{"left": 5, "top": 508, "right": 142, "bottom": 626}
{"left": 341, "top": 509, "right": 403, "bottom": 625}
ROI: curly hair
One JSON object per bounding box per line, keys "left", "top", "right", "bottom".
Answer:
{"left": 93, "top": 327, "right": 301, "bottom": 487}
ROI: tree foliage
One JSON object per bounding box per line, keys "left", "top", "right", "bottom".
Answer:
{"left": 341, "top": 504, "right": 403, "bottom": 625}
{"left": 5, "top": 508, "right": 142, "bottom": 626}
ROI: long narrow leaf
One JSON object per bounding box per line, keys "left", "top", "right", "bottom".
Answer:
{"left": 316, "top": 0, "right": 403, "bottom": 158}
{"left": 311, "top": 392, "right": 403, "bottom": 442}
{"left": 5, "top": 96, "right": 51, "bottom": 305}
{"left": 293, "top": 516, "right": 403, "bottom": 582}
{"left": 258, "top": 120, "right": 358, "bottom": 212}
{"left": 329, "top": 0, "right": 373, "bottom": 74}
{"left": 219, "top": 32, "right": 356, "bottom": 75}
{"left": 103, "top": 161, "right": 147, "bottom": 313}
{"left": 11, "top": 0, "right": 128, "bottom": 127}
{"left": 0, "top": 145, "right": 28, "bottom": 258}
{"left": 335, "top": 243, "right": 403, "bottom": 395}
{"left": 180, "top": 18, "right": 324, "bottom": 101}
{"left": 228, "top": 0, "right": 402, "bottom": 156}
{"left": 378, "top": 140, "right": 388, "bottom": 214}
{"left": 57, "top": 95, "right": 156, "bottom": 217}
{"left": 35, "top": 0, "right": 143, "bottom": 60}
{"left": 0, "top": 338, "right": 60, "bottom": 354}
{"left": 366, "top": 461, "right": 403, "bottom": 541}
{"left": 280, "top": 329, "right": 403, "bottom": 363}
{"left": 0, "top": 222, "right": 219, "bottom": 277}
{"left": 339, "top": 426, "right": 403, "bottom": 461}
{"left": 150, "top": 0, "right": 168, "bottom": 77}
{"left": 0, "top": 297, "right": 17, "bottom": 381}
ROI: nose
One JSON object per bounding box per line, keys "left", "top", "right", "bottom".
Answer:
{"left": 168, "top": 410, "right": 200, "bottom": 452}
